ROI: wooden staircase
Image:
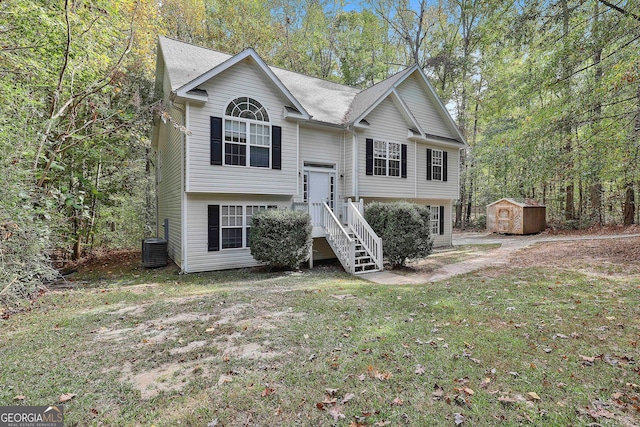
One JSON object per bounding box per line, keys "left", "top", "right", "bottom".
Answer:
{"left": 317, "top": 199, "right": 383, "bottom": 275}
{"left": 351, "top": 233, "right": 380, "bottom": 274}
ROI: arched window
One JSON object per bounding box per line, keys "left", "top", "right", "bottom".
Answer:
{"left": 224, "top": 97, "right": 271, "bottom": 167}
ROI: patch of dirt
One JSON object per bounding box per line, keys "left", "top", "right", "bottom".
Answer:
{"left": 97, "top": 300, "right": 300, "bottom": 399}
{"left": 541, "top": 224, "right": 640, "bottom": 236}
{"left": 63, "top": 249, "right": 178, "bottom": 279}
{"left": 507, "top": 237, "right": 640, "bottom": 274}
{"left": 118, "top": 358, "right": 214, "bottom": 399}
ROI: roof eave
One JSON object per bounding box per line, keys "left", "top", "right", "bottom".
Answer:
{"left": 175, "top": 48, "right": 311, "bottom": 120}
{"left": 413, "top": 66, "right": 469, "bottom": 147}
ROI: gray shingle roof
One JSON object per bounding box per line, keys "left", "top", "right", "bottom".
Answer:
{"left": 157, "top": 35, "right": 460, "bottom": 142}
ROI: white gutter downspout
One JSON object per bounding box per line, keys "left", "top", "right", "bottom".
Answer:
{"left": 414, "top": 140, "right": 418, "bottom": 198}
{"left": 172, "top": 101, "right": 187, "bottom": 274}
{"left": 345, "top": 125, "right": 358, "bottom": 200}
{"left": 296, "top": 122, "right": 300, "bottom": 198}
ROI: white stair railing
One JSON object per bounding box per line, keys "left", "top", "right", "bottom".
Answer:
{"left": 320, "top": 201, "right": 355, "bottom": 274}
{"left": 347, "top": 199, "right": 383, "bottom": 271}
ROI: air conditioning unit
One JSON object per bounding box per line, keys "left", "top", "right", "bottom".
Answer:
{"left": 141, "top": 238, "right": 168, "bottom": 268}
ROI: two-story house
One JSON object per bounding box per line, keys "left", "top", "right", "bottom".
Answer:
{"left": 152, "top": 36, "right": 467, "bottom": 274}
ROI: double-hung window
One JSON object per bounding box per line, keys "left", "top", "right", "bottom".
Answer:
{"left": 224, "top": 97, "right": 270, "bottom": 168}
{"left": 212, "top": 204, "right": 276, "bottom": 250}
{"left": 221, "top": 206, "right": 244, "bottom": 249}
{"left": 373, "top": 140, "right": 401, "bottom": 177}
{"left": 430, "top": 205, "right": 440, "bottom": 235}
{"left": 426, "top": 148, "right": 447, "bottom": 181}
{"left": 431, "top": 149, "right": 443, "bottom": 181}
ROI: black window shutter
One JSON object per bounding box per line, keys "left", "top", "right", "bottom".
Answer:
{"left": 401, "top": 144, "right": 407, "bottom": 178}
{"left": 366, "top": 138, "right": 373, "bottom": 175}
{"left": 272, "top": 126, "right": 282, "bottom": 170}
{"left": 426, "top": 148, "right": 432, "bottom": 180}
{"left": 443, "top": 151, "right": 448, "bottom": 182}
{"left": 210, "top": 117, "right": 222, "bottom": 165}
{"left": 208, "top": 205, "right": 220, "bottom": 251}
{"left": 439, "top": 205, "right": 445, "bottom": 235}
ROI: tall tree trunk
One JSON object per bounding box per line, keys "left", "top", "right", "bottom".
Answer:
{"left": 590, "top": 0, "right": 604, "bottom": 225}
{"left": 623, "top": 183, "right": 635, "bottom": 225}
{"left": 627, "top": 80, "right": 640, "bottom": 225}
{"left": 561, "top": 0, "right": 575, "bottom": 221}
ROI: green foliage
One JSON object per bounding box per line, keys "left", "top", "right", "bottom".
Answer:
{"left": 364, "top": 201, "right": 433, "bottom": 267}
{"left": 249, "top": 209, "right": 312, "bottom": 270}
{"left": 0, "top": 188, "right": 58, "bottom": 309}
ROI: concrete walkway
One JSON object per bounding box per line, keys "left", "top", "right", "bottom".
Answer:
{"left": 359, "top": 232, "right": 640, "bottom": 285}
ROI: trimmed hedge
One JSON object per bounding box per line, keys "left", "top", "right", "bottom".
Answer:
{"left": 249, "top": 209, "right": 312, "bottom": 270}
{"left": 364, "top": 201, "right": 433, "bottom": 267}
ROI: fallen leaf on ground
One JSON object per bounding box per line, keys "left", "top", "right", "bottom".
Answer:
{"left": 13, "top": 395, "right": 25, "bottom": 401}
{"left": 463, "top": 387, "right": 474, "bottom": 396}
{"left": 374, "top": 370, "right": 392, "bottom": 380}
{"left": 391, "top": 397, "right": 404, "bottom": 406}
{"left": 588, "top": 408, "right": 615, "bottom": 419}
{"left": 415, "top": 364, "right": 425, "bottom": 375}
{"left": 261, "top": 387, "right": 275, "bottom": 397}
{"left": 432, "top": 385, "right": 445, "bottom": 400}
{"left": 59, "top": 393, "right": 76, "bottom": 403}
{"left": 325, "top": 388, "right": 339, "bottom": 396}
{"left": 327, "top": 406, "right": 345, "bottom": 422}
{"left": 454, "top": 413, "right": 465, "bottom": 425}
{"left": 341, "top": 393, "right": 355, "bottom": 405}
{"left": 580, "top": 354, "right": 596, "bottom": 366}
{"left": 498, "top": 396, "right": 517, "bottom": 404}
{"left": 527, "top": 392, "right": 540, "bottom": 401}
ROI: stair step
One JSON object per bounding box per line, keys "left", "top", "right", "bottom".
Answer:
{"left": 355, "top": 262, "right": 377, "bottom": 268}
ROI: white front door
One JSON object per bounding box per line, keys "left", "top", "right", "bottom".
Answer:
{"left": 308, "top": 171, "right": 332, "bottom": 226}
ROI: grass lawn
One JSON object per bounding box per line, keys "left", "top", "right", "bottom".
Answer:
{"left": 1, "top": 244, "right": 639, "bottom": 426}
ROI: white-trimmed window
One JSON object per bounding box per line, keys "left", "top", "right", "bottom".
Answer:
{"left": 373, "top": 140, "right": 401, "bottom": 177}
{"left": 219, "top": 205, "right": 276, "bottom": 249}
{"left": 221, "top": 205, "right": 244, "bottom": 249}
{"left": 430, "top": 205, "right": 440, "bottom": 235}
{"left": 432, "top": 149, "right": 443, "bottom": 181}
{"left": 224, "top": 97, "right": 270, "bottom": 168}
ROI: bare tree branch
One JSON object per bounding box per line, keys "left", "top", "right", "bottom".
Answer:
{"left": 597, "top": 0, "right": 640, "bottom": 22}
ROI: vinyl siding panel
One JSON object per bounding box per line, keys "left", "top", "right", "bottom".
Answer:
{"left": 358, "top": 98, "right": 415, "bottom": 199}
{"left": 364, "top": 197, "right": 453, "bottom": 248}
{"left": 186, "top": 60, "right": 297, "bottom": 195}
{"left": 416, "top": 144, "right": 461, "bottom": 200}
{"left": 156, "top": 104, "right": 183, "bottom": 266}
{"left": 297, "top": 126, "right": 345, "bottom": 201}
{"left": 396, "top": 74, "right": 454, "bottom": 139}
{"left": 185, "top": 194, "right": 292, "bottom": 272}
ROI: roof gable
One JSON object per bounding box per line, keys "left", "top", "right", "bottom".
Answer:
{"left": 487, "top": 198, "right": 546, "bottom": 208}
{"left": 348, "top": 66, "right": 467, "bottom": 146}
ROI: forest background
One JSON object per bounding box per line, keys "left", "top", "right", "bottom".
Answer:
{"left": 1, "top": 0, "right": 639, "bottom": 299}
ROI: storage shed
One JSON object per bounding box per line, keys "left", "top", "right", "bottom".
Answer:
{"left": 486, "top": 198, "right": 546, "bottom": 235}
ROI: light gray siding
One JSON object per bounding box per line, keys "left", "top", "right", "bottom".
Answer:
{"left": 363, "top": 197, "right": 453, "bottom": 248}
{"left": 358, "top": 97, "right": 416, "bottom": 199}
{"left": 416, "top": 143, "right": 461, "bottom": 200}
{"left": 156, "top": 104, "right": 184, "bottom": 266}
{"left": 296, "top": 126, "right": 345, "bottom": 201}
{"left": 185, "top": 60, "right": 297, "bottom": 195}
{"left": 185, "top": 194, "right": 292, "bottom": 273}
{"left": 396, "top": 73, "right": 454, "bottom": 138}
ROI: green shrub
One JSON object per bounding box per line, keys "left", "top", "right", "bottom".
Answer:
{"left": 364, "top": 201, "right": 433, "bottom": 267}
{"left": 249, "top": 209, "right": 312, "bottom": 270}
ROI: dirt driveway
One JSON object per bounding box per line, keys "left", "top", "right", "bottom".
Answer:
{"left": 362, "top": 231, "right": 640, "bottom": 284}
